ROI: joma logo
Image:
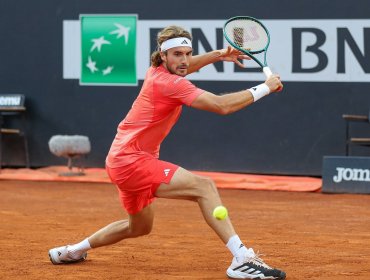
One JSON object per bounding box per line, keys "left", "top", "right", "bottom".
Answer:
{"left": 333, "top": 167, "right": 370, "bottom": 183}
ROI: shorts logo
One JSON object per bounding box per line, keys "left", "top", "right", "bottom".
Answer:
{"left": 164, "top": 168, "right": 171, "bottom": 177}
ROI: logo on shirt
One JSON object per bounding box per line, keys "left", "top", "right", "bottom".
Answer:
{"left": 164, "top": 169, "right": 171, "bottom": 177}
{"left": 174, "top": 77, "right": 184, "bottom": 84}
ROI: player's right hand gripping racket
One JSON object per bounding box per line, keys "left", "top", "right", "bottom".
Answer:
{"left": 223, "top": 16, "right": 272, "bottom": 78}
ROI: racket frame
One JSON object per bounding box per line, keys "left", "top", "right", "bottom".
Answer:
{"left": 223, "top": 16, "right": 272, "bottom": 77}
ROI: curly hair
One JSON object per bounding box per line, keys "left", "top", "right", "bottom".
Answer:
{"left": 150, "top": 26, "right": 192, "bottom": 67}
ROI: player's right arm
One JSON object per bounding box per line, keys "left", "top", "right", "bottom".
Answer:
{"left": 191, "top": 75, "right": 282, "bottom": 115}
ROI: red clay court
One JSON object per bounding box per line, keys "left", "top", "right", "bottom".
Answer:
{"left": 0, "top": 167, "right": 370, "bottom": 279}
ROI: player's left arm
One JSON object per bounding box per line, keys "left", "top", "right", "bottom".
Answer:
{"left": 187, "top": 46, "right": 250, "bottom": 74}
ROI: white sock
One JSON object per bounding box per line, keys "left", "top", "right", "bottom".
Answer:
{"left": 226, "top": 235, "right": 255, "bottom": 262}
{"left": 68, "top": 238, "right": 91, "bottom": 258}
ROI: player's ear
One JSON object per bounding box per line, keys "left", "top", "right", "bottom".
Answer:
{"left": 160, "top": 51, "right": 167, "bottom": 62}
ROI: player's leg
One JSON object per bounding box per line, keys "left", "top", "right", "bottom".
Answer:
{"left": 49, "top": 159, "right": 161, "bottom": 265}
{"left": 155, "top": 167, "right": 286, "bottom": 280}
{"left": 87, "top": 202, "right": 154, "bottom": 247}
{"left": 48, "top": 203, "right": 155, "bottom": 264}
{"left": 155, "top": 167, "right": 235, "bottom": 244}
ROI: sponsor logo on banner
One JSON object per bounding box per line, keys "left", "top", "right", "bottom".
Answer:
{"left": 80, "top": 15, "right": 137, "bottom": 86}
{"left": 0, "top": 96, "right": 21, "bottom": 106}
{"left": 63, "top": 18, "right": 370, "bottom": 84}
{"left": 322, "top": 156, "right": 370, "bottom": 194}
{"left": 333, "top": 167, "right": 370, "bottom": 183}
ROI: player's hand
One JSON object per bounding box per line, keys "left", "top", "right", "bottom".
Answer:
{"left": 218, "top": 46, "right": 251, "bottom": 68}
{"left": 265, "top": 74, "right": 283, "bottom": 93}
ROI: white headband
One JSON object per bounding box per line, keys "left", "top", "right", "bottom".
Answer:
{"left": 160, "top": 37, "right": 192, "bottom": 52}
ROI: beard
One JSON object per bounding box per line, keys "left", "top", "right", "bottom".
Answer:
{"left": 168, "top": 65, "right": 188, "bottom": 76}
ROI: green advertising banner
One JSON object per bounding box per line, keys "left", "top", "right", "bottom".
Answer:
{"left": 80, "top": 15, "right": 137, "bottom": 86}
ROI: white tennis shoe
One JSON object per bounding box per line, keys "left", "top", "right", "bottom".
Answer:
{"left": 49, "top": 245, "right": 87, "bottom": 265}
{"left": 226, "top": 254, "right": 286, "bottom": 279}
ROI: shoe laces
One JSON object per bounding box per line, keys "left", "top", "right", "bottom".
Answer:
{"left": 66, "top": 246, "right": 83, "bottom": 260}
{"left": 248, "top": 252, "right": 272, "bottom": 269}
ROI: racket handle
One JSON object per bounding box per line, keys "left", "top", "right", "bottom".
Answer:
{"left": 263, "top": 67, "right": 272, "bottom": 78}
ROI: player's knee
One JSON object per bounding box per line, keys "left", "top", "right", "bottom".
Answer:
{"left": 129, "top": 223, "right": 153, "bottom": 237}
{"left": 140, "top": 225, "right": 152, "bottom": 236}
{"left": 197, "top": 176, "right": 218, "bottom": 198}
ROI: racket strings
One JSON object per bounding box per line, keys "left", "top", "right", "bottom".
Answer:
{"left": 224, "top": 20, "right": 268, "bottom": 52}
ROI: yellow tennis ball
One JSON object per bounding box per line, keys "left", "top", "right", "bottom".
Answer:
{"left": 213, "top": 206, "right": 228, "bottom": 220}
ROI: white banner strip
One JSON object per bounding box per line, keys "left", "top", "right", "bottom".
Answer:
{"left": 64, "top": 19, "right": 370, "bottom": 82}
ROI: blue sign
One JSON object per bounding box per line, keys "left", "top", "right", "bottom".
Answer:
{"left": 322, "top": 156, "right": 370, "bottom": 194}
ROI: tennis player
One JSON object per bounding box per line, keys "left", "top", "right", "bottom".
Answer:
{"left": 49, "top": 25, "right": 285, "bottom": 280}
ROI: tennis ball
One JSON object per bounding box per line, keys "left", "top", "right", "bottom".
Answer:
{"left": 213, "top": 206, "right": 228, "bottom": 220}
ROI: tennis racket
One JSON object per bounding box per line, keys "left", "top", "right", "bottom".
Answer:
{"left": 223, "top": 16, "right": 272, "bottom": 78}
